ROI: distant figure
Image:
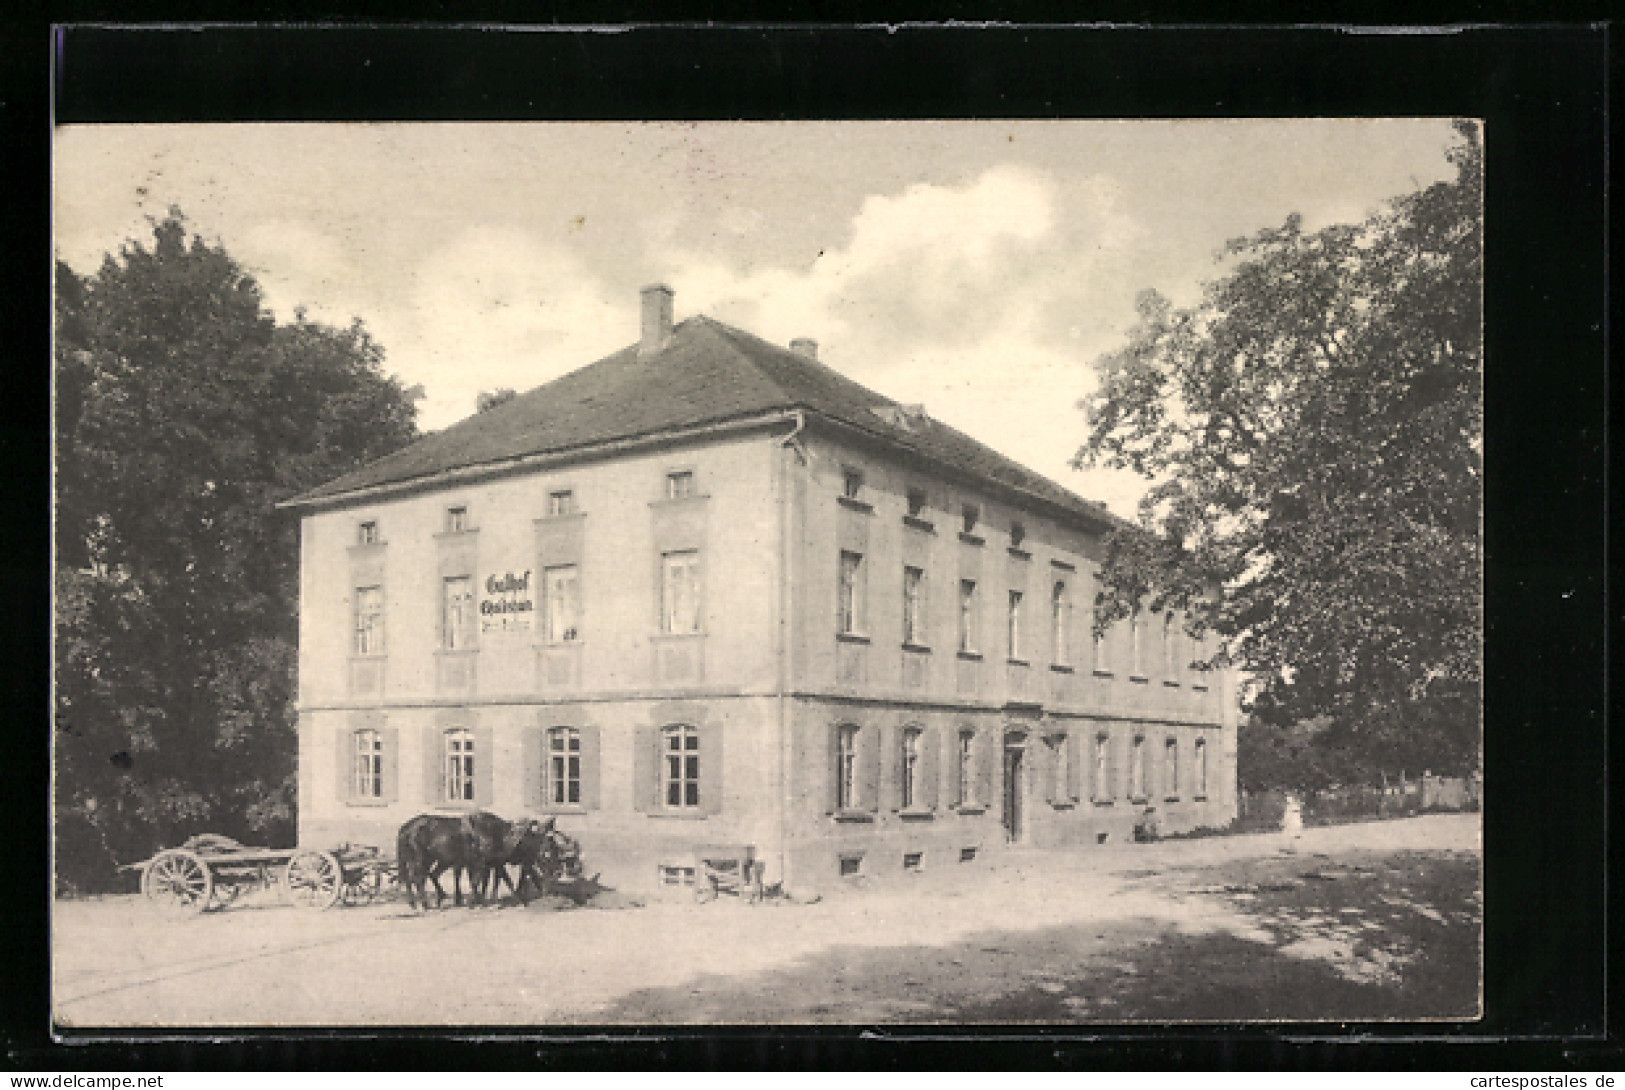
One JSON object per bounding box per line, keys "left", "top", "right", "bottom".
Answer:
{"left": 1280, "top": 793, "right": 1304, "bottom": 850}
{"left": 1133, "top": 805, "right": 1161, "bottom": 843}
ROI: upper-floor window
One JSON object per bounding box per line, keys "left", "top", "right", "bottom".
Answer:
{"left": 665, "top": 470, "right": 695, "bottom": 501}
{"left": 962, "top": 503, "right": 980, "bottom": 535}
{"left": 548, "top": 726, "right": 581, "bottom": 806}
{"left": 842, "top": 468, "right": 864, "bottom": 500}
{"left": 1010, "top": 521, "right": 1026, "bottom": 549}
{"left": 1163, "top": 612, "right": 1178, "bottom": 677}
{"left": 445, "top": 506, "right": 469, "bottom": 534}
{"left": 543, "top": 564, "right": 581, "bottom": 642}
{"left": 1050, "top": 733, "right": 1070, "bottom": 802}
{"left": 1007, "top": 589, "right": 1024, "bottom": 660}
{"left": 357, "top": 521, "right": 379, "bottom": 545}
{"left": 355, "top": 585, "right": 384, "bottom": 655}
{"left": 902, "top": 566, "right": 926, "bottom": 646}
{"left": 836, "top": 724, "right": 860, "bottom": 810}
{"left": 444, "top": 728, "right": 475, "bottom": 803}
{"left": 441, "top": 575, "right": 476, "bottom": 650}
{"left": 663, "top": 724, "right": 700, "bottom": 809}
{"left": 1051, "top": 581, "right": 1070, "bottom": 665}
{"left": 547, "top": 490, "right": 575, "bottom": 517}
{"left": 1130, "top": 608, "right": 1146, "bottom": 676}
{"left": 906, "top": 487, "right": 929, "bottom": 518}
{"left": 958, "top": 579, "right": 979, "bottom": 653}
{"left": 901, "top": 727, "right": 923, "bottom": 809}
{"left": 1165, "top": 737, "right": 1180, "bottom": 798}
{"left": 353, "top": 729, "right": 383, "bottom": 798}
{"left": 660, "top": 550, "right": 701, "bottom": 634}
{"left": 838, "top": 551, "right": 866, "bottom": 635}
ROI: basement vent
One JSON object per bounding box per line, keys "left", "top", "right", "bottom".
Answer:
{"left": 658, "top": 865, "right": 696, "bottom": 887}
{"left": 838, "top": 854, "right": 864, "bottom": 878}
{"left": 959, "top": 847, "right": 978, "bottom": 863}
{"left": 903, "top": 852, "right": 923, "bottom": 871}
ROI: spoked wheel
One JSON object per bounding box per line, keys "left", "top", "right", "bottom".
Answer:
{"left": 343, "top": 867, "right": 383, "bottom": 906}
{"left": 142, "top": 849, "right": 213, "bottom": 916}
{"left": 284, "top": 850, "right": 343, "bottom": 910}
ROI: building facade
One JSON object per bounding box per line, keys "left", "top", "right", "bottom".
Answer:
{"left": 284, "top": 286, "right": 1238, "bottom": 893}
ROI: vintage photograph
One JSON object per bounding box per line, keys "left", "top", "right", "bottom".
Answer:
{"left": 53, "top": 120, "right": 1482, "bottom": 1026}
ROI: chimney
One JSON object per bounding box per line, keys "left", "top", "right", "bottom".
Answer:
{"left": 789, "top": 337, "right": 819, "bottom": 360}
{"left": 640, "top": 283, "right": 674, "bottom": 356}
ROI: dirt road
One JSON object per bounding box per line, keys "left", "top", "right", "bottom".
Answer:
{"left": 53, "top": 813, "right": 1480, "bottom": 1026}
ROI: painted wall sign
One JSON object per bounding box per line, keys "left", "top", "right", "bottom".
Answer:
{"left": 480, "top": 569, "right": 533, "bottom": 632}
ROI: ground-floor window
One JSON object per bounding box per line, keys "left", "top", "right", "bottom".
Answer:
{"left": 1049, "top": 733, "right": 1070, "bottom": 803}
{"left": 1195, "top": 737, "right": 1208, "bottom": 798}
{"left": 901, "top": 727, "right": 922, "bottom": 809}
{"left": 1130, "top": 735, "right": 1147, "bottom": 800}
{"left": 836, "top": 724, "right": 859, "bottom": 810}
{"left": 956, "top": 729, "right": 976, "bottom": 807}
{"left": 352, "top": 729, "right": 383, "bottom": 798}
{"left": 1165, "top": 737, "right": 1180, "bottom": 799}
{"left": 1094, "top": 733, "right": 1112, "bottom": 800}
{"left": 548, "top": 726, "right": 581, "bottom": 805}
{"left": 664, "top": 724, "right": 700, "bottom": 809}
{"left": 445, "top": 728, "right": 476, "bottom": 802}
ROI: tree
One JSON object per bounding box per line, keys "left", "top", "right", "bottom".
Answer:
{"left": 1075, "top": 123, "right": 1482, "bottom": 784}
{"left": 54, "top": 212, "right": 419, "bottom": 890}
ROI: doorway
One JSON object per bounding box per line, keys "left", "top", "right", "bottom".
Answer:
{"left": 1002, "top": 740, "right": 1025, "bottom": 843}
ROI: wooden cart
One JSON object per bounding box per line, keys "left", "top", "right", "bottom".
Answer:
{"left": 126, "top": 835, "right": 396, "bottom": 916}
{"left": 693, "top": 844, "right": 762, "bottom": 904}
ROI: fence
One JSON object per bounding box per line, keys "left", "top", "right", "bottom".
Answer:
{"left": 1238, "top": 773, "right": 1480, "bottom": 832}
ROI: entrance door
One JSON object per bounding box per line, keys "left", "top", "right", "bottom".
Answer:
{"left": 1002, "top": 744, "right": 1024, "bottom": 842}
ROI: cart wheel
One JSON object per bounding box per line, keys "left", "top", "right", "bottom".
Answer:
{"left": 344, "top": 867, "right": 383, "bottom": 906}
{"left": 284, "top": 850, "right": 343, "bottom": 909}
{"left": 142, "top": 849, "right": 213, "bottom": 916}
{"left": 211, "top": 881, "right": 242, "bottom": 908}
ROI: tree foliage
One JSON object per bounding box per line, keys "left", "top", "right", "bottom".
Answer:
{"left": 54, "top": 212, "right": 419, "bottom": 890}
{"left": 1076, "top": 124, "right": 1482, "bottom": 785}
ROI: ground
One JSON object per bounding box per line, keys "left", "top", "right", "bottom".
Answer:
{"left": 53, "top": 813, "right": 1479, "bottom": 1026}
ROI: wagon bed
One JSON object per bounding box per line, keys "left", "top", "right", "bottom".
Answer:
{"left": 123, "top": 835, "right": 396, "bottom": 916}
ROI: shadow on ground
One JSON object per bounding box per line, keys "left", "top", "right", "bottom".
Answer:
{"left": 596, "top": 849, "right": 1480, "bottom": 1024}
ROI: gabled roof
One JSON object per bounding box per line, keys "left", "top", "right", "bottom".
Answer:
{"left": 284, "top": 315, "right": 1125, "bottom": 531}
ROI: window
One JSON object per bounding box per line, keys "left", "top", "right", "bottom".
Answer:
{"left": 445, "top": 506, "right": 468, "bottom": 533}
{"left": 1007, "top": 589, "right": 1024, "bottom": 659}
{"left": 901, "top": 727, "right": 923, "bottom": 809}
{"left": 665, "top": 470, "right": 695, "bottom": 500}
{"left": 902, "top": 566, "right": 926, "bottom": 646}
{"left": 1094, "top": 734, "right": 1112, "bottom": 800}
{"left": 547, "top": 727, "right": 581, "bottom": 806}
{"left": 663, "top": 724, "right": 700, "bottom": 808}
{"left": 355, "top": 585, "right": 384, "bottom": 655}
{"left": 543, "top": 564, "right": 581, "bottom": 642}
{"left": 660, "top": 550, "right": 701, "bottom": 634}
{"left": 957, "top": 730, "right": 976, "bottom": 807}
{"left": 839, "top": 855, "right": 863, "bottom": 877}
{"left": 1010, "top": 521, "right": 1026, "bottom": 549}
{"left": 1165, "top": 738, "right": 1179, "bottom": 798}
{"left": 442, "top": 575, "right": 476, "bottom": 650}
{"left": 445, "top": 729, "right": 475, "bottom": 803}
{"left": 1130, "top": 736, "right": 1146, "bottom": 799}
{"left": 1195, "top": 738, "right": 1208, "bottom": 798}
{"left": 842, "top": 468, "right": 864, "bottom": 500}
{"left": 1131, "top": 608, "right": 1146, "bottom": 676}
{"left": 1163, "top": 613, "right": 1177, "bottom": 677}
{"left": 838, "top": 551, "right": 866, "bottom": 635}
{"left": 352, "top": 729, "right": 383, "bottom": 798}
{"left": 357, "top": 521, "right": 379, "bottom": 545}
{"left": 547, "top": 489, "right": 575, "bottom": 517}
{"left": 906, "top": 487, "right": 928, "bottom": 518}
{"left": 962, "top": 503, "right": 980, "bottom": 534}
{"left": 958, "top": 579, "right": 979, "bottom": 652}
{"left": 1051, "top": 582, "right": 1070, "bottom": 665}
{"left": 836, "top": 725, "right": 859, "bottom": 810}
{"left": 1051, "top": 734, "right": 1070, "bottom": 802}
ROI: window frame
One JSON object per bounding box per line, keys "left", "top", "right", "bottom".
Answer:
{"left": 906, "top": 487, "right": 929, "bottom": 518}
{"left": 1130, "top": 735, "right": 1147, "bottom": 801}
{"left": 353, "top": 728, "right": 384, "bottom": 799}
{"left": 542, "top": 563, "right": 582, "bottom": 643}
{"left": 841, "top": 467, "right": 864, "bottom": 500}
{"left": 444, "top": 505, "right": 469, "bottom": 534}
{"left": 838, "top": 550, "right": 867, "bottom": 636}
{"left": 547, "top": 489, "right": 575, "bottom": 517}
{"left": 1165, "top": 737, "right": 1180, "bottom": 800}
{"left": 902, "top": 565, "right": 926, "bottom": 647}
{"left": 961, "top": 503, "right": 980, "bottom": 535}
{"left": 357, "top": 520, "right": 379, "bottom": 546}
{"left": 1094, "top": 733, "right": 1112, "bottom": 802}
{"left": 1194, "top": 737, "right": 1209, "bottom": 799}
{"left": 444, "top": 728, "right": 476, "bottom": 804}
{"left": 1051, "top": 581, "right": 1070, "bottom": 666}
{"left": 1007, "top": 588, "right": 1025, "bottom": 662}
{"left": 958, "top": 578, "right": 979, "bottom": 654}
{"left": 956, "top": 729, "right": 976, "bottom": 808}
{"left": 547, "top": 726, "right": 583, "bottom": 807}
{"left": 354, "top": 584, "right": 385, "bottom": 656}
{"left": 441, "top": 574, "right": 476, "bottom": 651}
{"left": 664, "top": 470, "right": 696, "bottom": 501}
{"left": 836, "top": 724, "right": 859, "bottom": 811}
{"left": 901, "top": 726, "right": 923, "bottom": 810}
{"left": 659, "top": 549, "right": 703, "bottom": 635}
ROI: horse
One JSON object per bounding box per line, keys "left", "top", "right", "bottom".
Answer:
{"left": 397, "top": 811, "right": 522, "bottom": 909}
{"left": 486, "top": 821, "right": 584, "bottom": 905}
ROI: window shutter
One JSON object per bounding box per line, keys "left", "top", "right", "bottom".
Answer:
{"left": 473, "top": 725, "right": 494, "bottom": 808}
{"left": 633, "top": 724, "right": 656, "bottom": 813}
{"left": 335, "top": 730, "right": 351, "bottom": 803}
{"left": 919, "top": 726, "right": 940, "bottom": 811}
{"left": 878, "top": 724, "right": 901, "bottom": 813}
{"left": 699, "top": 721, "right": 723, "bottom": 816}
{"left": 1065, "top": 729, "right": 1082, "bottom": 802}
{"left": 381, "top": 727, "right": 399, "bottom": 804}
{"left": 422, "top": 725, "right": 443, "bottom": 805}
{"left": 579, "top": 724, "right": 602, "bottom": 810}
{"left": 858, "top": 723, "right": 882, "bottom": 812}
{"left": 521, "top": 726, "right": 544, "bottom": 812}
{"left": 974, "top": 730, "right": 996, "bottom": 810}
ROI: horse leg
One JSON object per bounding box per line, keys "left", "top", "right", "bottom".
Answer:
{"left": 427, "top": 863, "right": 448, "bottom": 909}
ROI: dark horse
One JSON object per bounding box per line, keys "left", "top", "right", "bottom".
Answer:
{"left": 397, "top": 811, "right": 533, "bottom": 909}
{"left": 485, "top": 821, "right": 584, "bottom": 904}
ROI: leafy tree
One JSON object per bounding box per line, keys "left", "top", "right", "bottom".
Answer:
{"left": 55, "top": 212, "right": 419, "bottom": 891}
{"left": 1075, "top": 123, "right": 1482, "bottom": 785}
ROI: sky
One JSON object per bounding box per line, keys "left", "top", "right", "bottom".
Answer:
{"left": 54, "top": 120, "right": 1461, "bottom": 517}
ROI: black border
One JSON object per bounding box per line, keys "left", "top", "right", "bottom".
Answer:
{"left": 10, "top": 19, "right": 1613, "bottom": 1070}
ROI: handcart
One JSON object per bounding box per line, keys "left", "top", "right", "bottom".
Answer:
{"left": 693, "top": 844, "right": 762, "bottom": 904}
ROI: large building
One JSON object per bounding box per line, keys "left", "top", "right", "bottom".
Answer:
{"left": 282, "top": 286, "right": 1238, "bottom": 892}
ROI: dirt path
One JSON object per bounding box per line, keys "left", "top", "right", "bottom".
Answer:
{"left": 53, "top": 814, "right": 1480, "bottom": 1026}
